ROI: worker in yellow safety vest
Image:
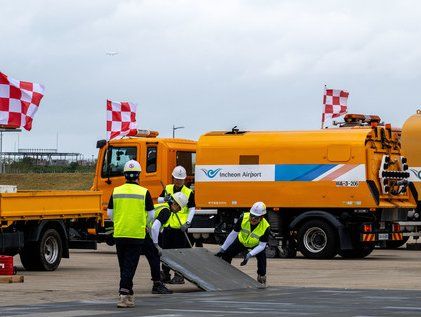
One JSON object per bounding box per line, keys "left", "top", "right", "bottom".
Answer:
{"left": 158, "top": 165, "right": 196, "bottom": 284}
{"left": 149, "top": 192, "right": 189, "bottom": 255}
{"left": 107, "top": 160, "right": 172, "bottom": 308}
{"left": 215, "top": 202, "right": 270, "bottom": 285}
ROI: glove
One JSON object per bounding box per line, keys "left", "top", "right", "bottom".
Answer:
{"left": 164, "top": 194, "right": 171, "bottom": 202}
{"left": 180, "top": 221, "right": 191, "bottom": 232}
{"left": 215, "top": 248, "right": 225, "bottom": 257}
{"left": 154, "top": 243, "right": 162, "bottom": 257}
{"left": 240, "top": 253, "right": 252, "bottom": 266}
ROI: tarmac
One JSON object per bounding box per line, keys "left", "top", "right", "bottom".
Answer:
{"left": 3, "top": 287, "right": 421, "bottom": 316}
{"left": 2, "top": 244, "right": 421, "bottom": 316}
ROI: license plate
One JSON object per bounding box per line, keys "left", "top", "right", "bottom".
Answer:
{"left": 378, "top": 233, "right": 389, "bottom": 240}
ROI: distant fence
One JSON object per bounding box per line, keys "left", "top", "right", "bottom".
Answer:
{"left": 0, "top": 164, "right": 96, "bottom": 174}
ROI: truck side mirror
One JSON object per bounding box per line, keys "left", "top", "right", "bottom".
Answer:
{"left": 96, "top": 139, "right": 107, "bottom": 149}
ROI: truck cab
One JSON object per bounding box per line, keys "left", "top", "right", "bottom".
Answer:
{"left": 91, "top": 131, "right": 196, "bottom": 217}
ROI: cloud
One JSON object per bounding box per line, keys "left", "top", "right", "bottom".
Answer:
{"left": 0, "top": 0, "right": 420, "bottom": 155}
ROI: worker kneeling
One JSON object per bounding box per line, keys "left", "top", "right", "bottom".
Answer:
{"left": 215, "top": 202, "right": 270, "bottom": 285}
{"left": 150, "top": 191, "right": 189, "bottom": 280}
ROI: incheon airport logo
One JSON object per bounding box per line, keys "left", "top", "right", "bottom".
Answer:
{"left": 201, "top": 168, "right": 222, "bottom": 178}
{"left": 410, "top": 169, "right": 421, "bottom": 180}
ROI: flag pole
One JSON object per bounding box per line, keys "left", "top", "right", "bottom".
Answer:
{"left": 321, "top": 84, "right": 326, "bottom": 129}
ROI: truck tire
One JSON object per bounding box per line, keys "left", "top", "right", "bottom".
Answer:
{"left": 297, "top": 220, "right": 338, "bottom": 259}
{"left": 20, "top": 229, "right": 63, "bottom": 271}
{"left": 265, "top": 245, "right": 279, "bottom": 258}
{"left": 384, "top": 237, "right": 409, "bottom": 249}
{"left": 278, "top": 239, "right": 297, "bottom": 258}
{"left": 339, "top": 243, "right": 375, "bottom": 259}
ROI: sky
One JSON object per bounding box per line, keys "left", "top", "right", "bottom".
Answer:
{"left": 0, "top": 0, "right": 420, "bottom": 157}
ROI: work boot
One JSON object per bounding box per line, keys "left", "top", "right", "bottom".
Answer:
{"left": 169, "top": 274, "right": 185, "bottom": 284}
{"left": 257, "top": 275, "right": 267, "bottom": 285}
{"left": 161, "top": 270, "right": 171, "bottom": 283}
{"left": 152, "top": 281, "right": 174, "bottom": 294}
{"left": 117, "top": 294, "right": 134, "bottom": 308}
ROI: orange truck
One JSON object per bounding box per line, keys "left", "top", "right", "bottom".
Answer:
{"left": 343, "top": 111, "right": 421, "bottom": 249}
{"left": 93, "top": 123, "right": 416, "bottom": 260}
{"left": 193, "top": 124, "right": 417, "bottom": 259}
{"left": 0, "top": 131, "right": 196, "bottom": 271}
{"left": 0, "top": 189, "right": 102, "bottom": 271}
{"left": 0, "top": 121, "right": 417, "bottom": 271}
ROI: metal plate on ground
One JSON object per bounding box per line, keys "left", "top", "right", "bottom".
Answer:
{"left": 160, "top": 247, "right": 264, "bottom": 291}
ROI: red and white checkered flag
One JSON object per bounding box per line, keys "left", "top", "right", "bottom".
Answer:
{"left": 106, "top": 100, "right": 138, "bottom": 140}
{"left": 0, "top": 72, "right": 45, "bottom": 131}
{"left": 322, "top": 88, "right": 349, "bottom": 128}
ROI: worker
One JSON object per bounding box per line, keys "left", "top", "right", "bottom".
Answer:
{"left": 149, "top": 191, "right": 189, "bottom": 263}
{"left": 157, "top": 165, "right": 196, "bottom": 284}
{"left": 215, "top": 202, "right": 270, "bottom": 285}
{"left": 107, "top": 160, "right": 171, "bottom": 309}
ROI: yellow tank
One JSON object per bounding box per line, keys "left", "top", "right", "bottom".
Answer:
{"left": 195, "top": 126, "right": 416, "bottom": 209}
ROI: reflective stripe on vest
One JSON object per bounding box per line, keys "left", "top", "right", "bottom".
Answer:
{"left": 113, "top": 183, "right": 148, "bottom": 239}
{"left": 163, "top": 184, "right": 192, "bottom": 229}
{"left": 238, "top": 212, "right": 270, "bottom": 248}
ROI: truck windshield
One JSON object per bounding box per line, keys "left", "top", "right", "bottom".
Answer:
{"left": 101, "top": 147, "right": 137, "bottom": 178}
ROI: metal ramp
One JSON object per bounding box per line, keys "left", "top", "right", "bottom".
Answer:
{"left": 160, "top": 248, "right": 264, "bottom": 291}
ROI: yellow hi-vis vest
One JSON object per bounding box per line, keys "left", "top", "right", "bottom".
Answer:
{"left": 148, "top": 203, "right": 170, "bottom": 228}
{"left": 238, "top": 213, "right": 270, "bottom": 248}
{"left": 163, "top": 184, "right": 192, "bottom": 229}
{"left": 112, "top": 183, "right": 148, "bottom": 239}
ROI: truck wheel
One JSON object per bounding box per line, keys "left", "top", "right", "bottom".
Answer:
{"left": 384, "top": 237, "right": 409, "bottom": 249}
{"left": 339, "top": 243, "right": 375, "bottom": 259}
{"left": 265, "top": 245, "right": 279, "bottom": 258}
{"left": 297, "top": 220, "right": 337, "bottom": 259}
{"left": 20, "top": 229, "right": 63, "bottom": 271}
{"left": 278, "top": 239, "right": 297, "bottom": 258}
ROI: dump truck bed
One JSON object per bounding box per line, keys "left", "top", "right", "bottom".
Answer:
{"left": 0, "top": 190, "right": 103, "bottom": 222}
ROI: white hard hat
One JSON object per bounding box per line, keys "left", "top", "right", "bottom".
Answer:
{"left": 250, "top": 202, "right": 266, "bottom": 216}
{"left": 123, "top": 160, "right": 141, "bottom": 173}
{"left": 171, "top": 192, "right": 188, "bottom": 209}
{"left": 172, "top": 166, "right": 187, "bottom": 180}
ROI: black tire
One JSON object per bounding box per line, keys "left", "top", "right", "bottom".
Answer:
{"left": 265, "top": 245, "right": 279, "bottom": 258}
{"left": 297, "top": 219, "right": 338, "bottom": 259}
{"left": 339, "top": 243, "right": 375, "bottom": 259}
{"left": 20, "top": 229, "right": 63, "bottom": 271}
{"left": 384, "top": 237, "right": 409, "bottom": 249}
{"left": 278, "top": 239, "right": 297, "bottom": 258}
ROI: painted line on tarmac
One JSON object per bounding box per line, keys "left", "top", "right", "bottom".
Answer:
{"left": 239, "top": 308, "right": 313, "bottom": 316}
{"left": 141, "top": 315, "right": 182, "bottom": 317}
{"left": 200, "top": 300, "right": 294, "bottom": 306}
{"left": 316, "top": 289, "right": 362, "bottom": 294}
{"left": 385, "top": 306, "right": 421, "bottom": 311}
{"left": 160, "top": 308, "right": 255, "bottom": 314}
{"left": 364, "top": 296, "right": 409, "bottom": 300}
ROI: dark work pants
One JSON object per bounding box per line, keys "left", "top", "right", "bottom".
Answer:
{"left": 221, "top": 238, "right": 267, "bottom": 276}
{"left": 142, "top": 236, "right": 161, "bottom": 282}
{"left": 161, "top": 227, "right": 190, "bottom": 275}
{"left": 115, "top": 238, "right": 143, "bottom": 295}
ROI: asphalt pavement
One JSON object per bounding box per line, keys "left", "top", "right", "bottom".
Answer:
{"left": 3, "top": 286, "right": 421, "bottom": 317}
